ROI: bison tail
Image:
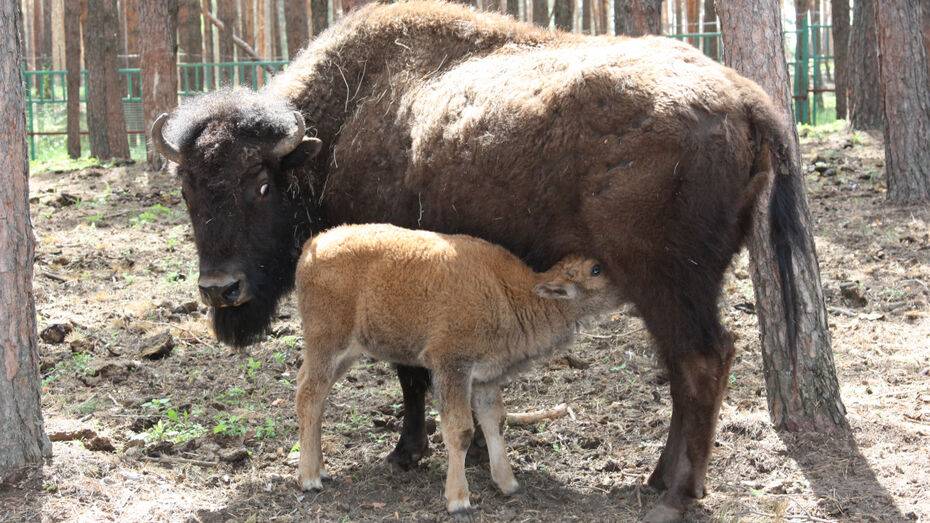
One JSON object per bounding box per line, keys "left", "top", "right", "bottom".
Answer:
{"left": 768, "top": 152, "right": 805, "bottom": 353}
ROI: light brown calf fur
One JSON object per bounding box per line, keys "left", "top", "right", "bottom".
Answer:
{"left": 295, "top": 224, "right": 619, "bottom": 514}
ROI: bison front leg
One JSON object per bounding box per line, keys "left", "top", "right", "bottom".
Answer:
{"left": 386, "top": 364, "right": 431, "bottom": 470}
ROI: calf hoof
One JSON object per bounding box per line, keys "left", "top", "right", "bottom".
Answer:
{"left": 498, "top": 478, "right": 520, "bottom": 496}
{"left": 386, "top": 438, "right": 429, "bottom": 471}
{"left": 447, "top": 499, "right": 474, "bottom": 521}
{"left": 641, "top": 503, "right": 683, "bottom": 523}
{"left": 299, "top": 477, "right": 323, "bottom": 492}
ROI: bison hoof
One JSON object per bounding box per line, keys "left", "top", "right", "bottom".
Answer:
{"left": 641, "top": 503, "right": 683, "bottom": 523}
{"left": 498, "top": 478, "right": 520, "bottom": 496}
{"left": 300, "top": 477, "right": 323, "bottom": 492}
{"left": 385, "top": 439, "right": 429, "bottom": 470}
{"left": 447, "top": 499, "right": 474, "bottom": 521}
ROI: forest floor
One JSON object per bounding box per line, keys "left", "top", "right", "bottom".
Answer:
{"left": 2, "top": 127, "right": 928, "bottom": 522}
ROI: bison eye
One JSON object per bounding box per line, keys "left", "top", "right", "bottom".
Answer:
{"left": 590, "top": 265, "right": 602, "bottom": 277}
{"left": 259, "top": 183, "right": 269, "bottom": 197}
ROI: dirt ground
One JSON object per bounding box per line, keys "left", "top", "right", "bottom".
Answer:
{"left": 1, "top": 127, "right": 928, "bottom": 522}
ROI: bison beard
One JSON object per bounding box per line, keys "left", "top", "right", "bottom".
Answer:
{"left": 210, "top": 267, "right": 294, "bottom": 347}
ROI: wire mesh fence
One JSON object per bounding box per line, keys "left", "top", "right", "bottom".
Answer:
{"left": 24, "top": 21, "right": 833, "bottom": 163}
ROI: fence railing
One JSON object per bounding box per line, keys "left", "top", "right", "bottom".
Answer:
{"left": 23, "top": 22, "right": 833, "bottom": 162}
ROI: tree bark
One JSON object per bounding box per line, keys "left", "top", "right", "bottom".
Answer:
{"left": 140, "top": 0, "right": 179, "bottom": 170}
{"left": 216, "top": 0, "right": 237, "bottom": 82}
{"left": 506, "top": 0, "right": 520, "bottom": 18}
{"left": 310, "top": 0, "right": 327, "bottom": 36}
{"left": 719, "top": 0, "right": 847, "bottom": 433}
{"left": 50, "top": 0, "right": 65, "bottom": 71}
{"left": 582, "top": 0, "right": 591, "bottom": 33}
{"left": 178, "top": 0, "right": 204, "bottom": 90}
{"left": 41, "top": 0, "right": 53, "bottom": 69}
{"left": 64, "top": 0, "right": 81, "bottom": 158}
{"left": 32, "top": 0, "right": 44, "bottom": 70}
{"left": 674, "top": 0, "right": 683, "bottom": 35}
{"left": 922, "top": 0, "right": 930, "bottom": 85}
{"left": 0, "top": 0, "right": 52, "bottom": 477}
{"left": 532, "top": 0, "right": 549, "bottom": 26}
{"left": 83, "top": 0, "right": 130, "bottom": 160}
{"left": 686, "top": 0, "right": 699, "bottom": 45}
{"left": 876, "top": 0, "right": 930, "bottom": 203}
{"left": 848, "top": 0, "right": 883, "bottom": 129}
{"left": 285, "top": 0, "right": 309, "bottom": 58}
{"left": 614, "top": 0, "right": 662, "bottom": 36}
{"left": 703, "top": 0, "right": 718, "bottom": 59}
{"left": 553, "top": 0, "right": 572, "bottom": 31}
{"left": 831, "top": 0, "right": 849, "bottom": 119}
{"left": 123, "top": 0, "right": 140, "bottom": 69}
{"left": 203, "top": 0, "right": 215, "bottom": 89}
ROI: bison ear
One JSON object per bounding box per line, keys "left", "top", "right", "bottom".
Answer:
{"left": 280, "top": 136, "right": 323, "bottom": 170}
{"left": 534, "top": 282, "right": 577, "bottom": 300}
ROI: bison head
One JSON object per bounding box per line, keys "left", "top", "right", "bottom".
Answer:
{"left": 153, "top": 89, "right": 323, "bottom": 347}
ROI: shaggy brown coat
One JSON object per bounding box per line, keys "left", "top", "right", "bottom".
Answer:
{"left": 294, "top": 224, "right": 618, "bottom": 514}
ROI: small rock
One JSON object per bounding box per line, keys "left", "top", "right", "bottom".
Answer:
{"left": 219, "top": 448, "right": 250, "bottom": 463}
{"left": 40, "top": 323, "right": 73, "bottom": 344}
{"left": 823, "top": 168, "right": 837, "bottom": 177}
{"left": 124, "top": 433, "right": 147, "bottom": 449}
{"left": 840, "top": 282, "right": 868, "bottom": 307}
{"left": 138, "top": 332, "right": 174, "bottom": 360}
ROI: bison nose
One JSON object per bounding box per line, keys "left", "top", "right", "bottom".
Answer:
{"left": 198, "top": 272, "right": 250, "bottom": 308}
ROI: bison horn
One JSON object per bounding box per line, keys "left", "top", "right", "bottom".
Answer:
{"left": 271, "top": 111, "right": 307, "bottom": 158}
{"left": 151, "top": 113, "right": 183, "bottom": 165}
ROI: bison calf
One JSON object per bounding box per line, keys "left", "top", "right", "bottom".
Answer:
{"left": 294, "top": 224, "right": 620, "bottom": 514}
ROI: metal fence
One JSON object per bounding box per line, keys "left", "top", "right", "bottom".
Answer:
{"left": 23, "top": 21, "right": 833, "bottom": 162}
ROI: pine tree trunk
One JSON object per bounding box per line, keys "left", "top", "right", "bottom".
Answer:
{"left": 140, "top": 0, "right": 179, "bottom": 170}
{"left": 614, "top": 0, "right": 662, "bottom": 36}
{"left": 532, "top": 0, "right": 549, "bottom": 26}
{"left": 674, "top": 0, "right": 682, "bottom": 35}
{"left": 272, "top": 0, "right": 283, "bottom": 58}
{"left": 285, "top": 0, "right": 309, "bottom": 58}
{"left": 0, "top": 0, "right": 52, "bottom": 477}
{"left": 178, "top": 0, "right": 204, "bottom": 90}
{"left": 685, "top": 0, "right": 699, "bottom": 46}
{"left": 703, "top": 0, "right": 717, "bottom": 59}
{"left": 51, "top": 0, "right": 65, "bottom": 71}
{"left": 582, "top": 0, "right": 591, "bottom": 33}
{"left": 123, "top": 0, "right": 140, "bottom": 69}
{"left": 506, "top": 0, "right": 519, "bottom": 18}
{"left": 831, "top": 0, "right": 849, "bottom": 119}
{"left": 876, "top": 0, "right": 930, "bottom": 203}
{"left": 203, "top": 0, "right": 215, "bottom": 89}
{"left": 83, "top": 0, "right": 130, "bottom": 160}
{"left": 848, "top": 0, "right": 883, "bottom": 129}
{"left": 216, "top": 0, "right": 236, "bottom": 82}
{"left": 719, "top": 0, "right": 847, "bottom": 433}
{"left": 553, "top": 0, "right": 572, "bottom": 31}
{"left": 32, "top": 0, "right": 43, "bottom": 71}
{"left": 64, "top": 0, "right": 81, "bottom": 158}
{"left": 310, "top": 0, "right": 327, "bottom": 36}
{"left": 922, "top": 0, "right": 930, "bottom": 85}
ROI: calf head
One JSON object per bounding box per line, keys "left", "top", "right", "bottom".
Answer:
{"left": 152, "top": 89, "right": 323, "bottom": 347}
{"left": 534, "top": 256, "right": 619, "bottom": 314}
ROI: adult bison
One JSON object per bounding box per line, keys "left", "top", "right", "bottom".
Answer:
{"left": 154, "top": 2, "right": 800, "bottom": 521}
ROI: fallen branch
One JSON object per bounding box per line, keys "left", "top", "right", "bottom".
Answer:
{"left": 201, "top": 9, "right": 274, "bottom": 74}
{"left": 140, "top": 455, "right": 220, "bottom": 467}
{"left": 506, "top": 403, "right": 569, "bottom": 425}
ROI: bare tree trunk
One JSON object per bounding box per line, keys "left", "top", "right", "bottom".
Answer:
{"left": 703, "top": 0, "right": 717, "bottom": 59}
{"left": 831, "top": 0, "right": 849, "bottom": 119}
{"left": 272, "top": 0, "right": 283, "bottom": 58}
{"left": 719, "top": 0, "right": 847, "bottom": 433}
{"left": 178, "top": 0, "right": 204, "bottom": 90}
{"left": 83, "top": 0, "right": 130, "bottom": 160}
{"left": 848, "top": 0, "right": 883, "bottom": 129}
{"left": 582, "top": 0, "right": 591, "bottom": 33}
{"left": 203, "top": 0, "right": 215, "bottom": 89}
{"left": 614, "top": 0, "right": 662, "bottom": 36}
{"left": 686, "top": 0, "right": 698, "bottom": 45}
{"left": 876, "top": 0, "right": 930, "bottom": 203}
{"left": 123, "top": 0, "right": 140, "bottom": 69}
{"left": 553, "top": 0, "right": 572, "bottom": 30}
{"left": 532, "top": 0, "right": 549, "bottom": 26}
{"left": 310, "top": 0, "right": 327, "bottom": 36}
{"left": 285, "top": 0, "right": 309, "bottom": 58}
{"left": 674, "top": 0, "right": 683, "bottom": 35}
{"left": 50, "top": 0, "right": 65, "bottom": 70}
{"left": 0, "top": 0, "right": 52, "bottom": 478}
{"left": 32, "top": 0, "right": 43, "bottom": 70}
{"left": 922, "top": 0, "right": 930, "bottom": 85}
{"left": 216, "top": 0, "right": 236, "bottom": 83}
{"left": 506, "top": 0, "right": 519, "bottom": 17}
{"left": 64, "top": 0, "right": 81, "bottom": 158}
{"left": 140, "top": 0, "right": 178, "bottom": 170}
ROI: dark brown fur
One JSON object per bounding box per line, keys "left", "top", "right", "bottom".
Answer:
{"left": 164, "top": 2, "right": 791, "bottom": 520}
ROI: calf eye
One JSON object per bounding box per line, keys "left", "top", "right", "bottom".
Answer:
{"left": 590, "top": 265, "right": 602, "bottom": 277}
{"left": 259, "top": 183, "right": 269, "bottom": 197}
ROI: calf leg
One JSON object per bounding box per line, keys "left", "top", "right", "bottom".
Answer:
{"left": 432, "top": 368, "right": 475, "bottom": 514}
{"left": 472, "top": 384, "right": 519, "bottom": 495}
{"left": 386, "top": 364, "right": 431, "bottom": 470}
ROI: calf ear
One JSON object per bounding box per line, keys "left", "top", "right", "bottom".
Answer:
{"left": 534, "top": 282, "right": 576, "bottom": 300}
{"left": 281, "top": 137, "right": 323, "bottom": 170}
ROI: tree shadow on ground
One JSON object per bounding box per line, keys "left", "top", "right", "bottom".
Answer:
{"left": 0, "top": 464, "right": 46, "bottom": 522}
{"left": 779, "top": 430, "right": 910, "bottom": 522}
